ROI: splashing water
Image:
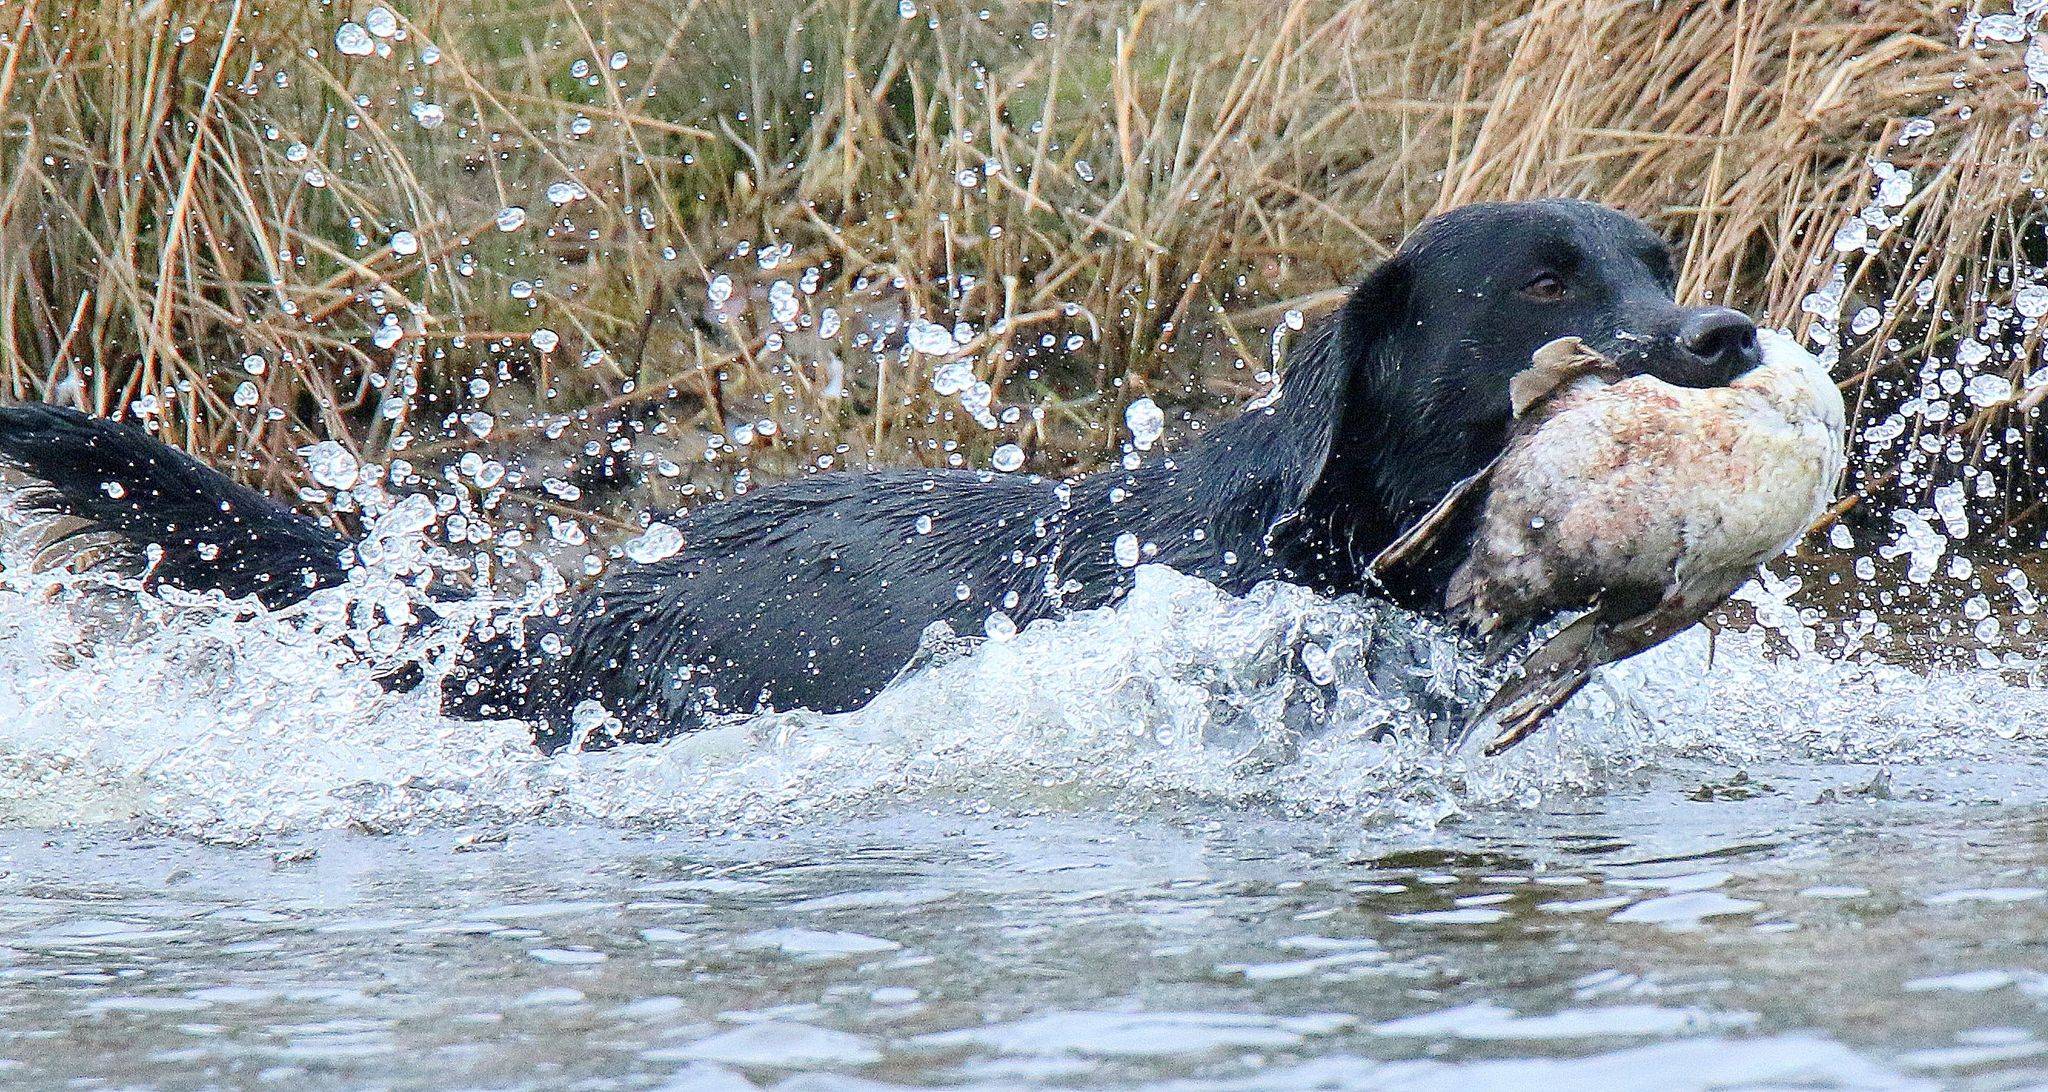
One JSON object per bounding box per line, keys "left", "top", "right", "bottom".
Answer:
{"left": 6, "top": 550, "right": 2048, "bottom": 1089}
{"left": 0, "top": 546, "right": 2041, "bottom": 845}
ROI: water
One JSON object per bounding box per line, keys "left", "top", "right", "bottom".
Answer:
{"left": 11, "top": 773, "right": 2048, "bottom": 1089}
{"left": 3, "top": 562, "right": 2048, "bottom": 1088}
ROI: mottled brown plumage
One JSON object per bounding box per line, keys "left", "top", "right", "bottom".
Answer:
{"left": 1374, "top": 330, "right": 1846, "bottom": 754}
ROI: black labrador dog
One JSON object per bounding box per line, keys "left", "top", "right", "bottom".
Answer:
{"left": 0, "top": 200, "right": 1759, "bottom": 750}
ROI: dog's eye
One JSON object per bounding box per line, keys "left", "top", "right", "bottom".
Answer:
{"left": 1519, "top": 273, "right": 1567, "bottom": 302}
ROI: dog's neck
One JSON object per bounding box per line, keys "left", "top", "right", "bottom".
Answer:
{"left": 1101, "top": 307, "right": 1491, "bottom": 607}
{"left": 1056, "top": 305, "right": 1500, "bottom": 611}
{"left": 1231, "top": 320, "right": 1420, "bottom": 599}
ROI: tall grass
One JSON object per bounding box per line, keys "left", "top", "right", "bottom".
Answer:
{"left": 0, "top": 0, "right": 2041, "bottom": 545}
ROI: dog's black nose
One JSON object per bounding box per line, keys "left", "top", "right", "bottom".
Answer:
{"left": 1676, "top": 308, "right": 1761, "bottom": 384}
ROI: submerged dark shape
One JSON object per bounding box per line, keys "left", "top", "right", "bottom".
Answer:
{"left": 0, "top": 200, "right": 1763, "bottom": 750}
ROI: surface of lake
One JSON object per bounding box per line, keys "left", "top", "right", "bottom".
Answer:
{"left": 1, "top": 565, "right": 2044, "bottom": 1090}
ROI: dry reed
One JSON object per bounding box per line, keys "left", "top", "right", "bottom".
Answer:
{"left": 0, "top": 0, "right": 2040, "bottom": 549}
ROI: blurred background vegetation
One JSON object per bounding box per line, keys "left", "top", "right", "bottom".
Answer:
{"left": 2, "top": 0, "right": 2045, "bottom": 565}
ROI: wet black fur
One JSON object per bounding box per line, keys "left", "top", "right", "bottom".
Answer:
{"left": 0, "top": 200, "right": 1760, "bottom": 750}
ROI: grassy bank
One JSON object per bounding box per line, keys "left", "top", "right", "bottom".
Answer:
{"left": 0, "top": 0, "right": 2041, "bottom": 550}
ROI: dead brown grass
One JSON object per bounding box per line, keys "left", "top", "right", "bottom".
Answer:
{"left": 0, "top": 0, "right": 2040, "bottom": 541}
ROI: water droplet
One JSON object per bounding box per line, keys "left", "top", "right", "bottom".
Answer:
{"left": 334, "top": 22, "right": 374, "bottom": 56}
{"left": 410, "top": 102, "right": 445, "bottom": 129}
{"left": 992, "top": 444, "right": 1024, "bottom": 472}
{"left": 1124, "top": 397, "right": 1164, "bottom": 450}
{"left": 390, "top": 230, "right": 419, "bottom": 256}
{"left": 531, "top": 328, "right": 559, "bottom": 353}
{"left": 768, "top": 280, "right": 800, "bottom": 324}
{"left": 546, "top": 181, "right": 584, "bottom": 205}
{"left": 1966, "top": 372, "right": 2012, "bottom": 408}
{"left": 1872, "top": 161, "right": 1913, "bottom": 207}
{"left": 364, "top": 6, "right": 399, "bottom": 37}
{"left": 706, "top": 274, "right": 734, "bottom": 306}
{"left": 242, "top": 354, "right": 267, "bottom": 375}
{"left": 1978, "top": 13, "right": 2027, "bottom": 41}
{"left": 302, "top": 441, "right": 360, "bottom": 489}
{"left": 2018, "top": 284, "right": 2048, "bottom": 319}
{"left": 494, "top": 206, "right": 527, "bottom": 232}
{"left": 1114, "top": 532, "right": 1141, "bottom": 568}
{"left": 624, "top": 522, "right": 684, "bottom": 564}
{"left": 931, "top": 360, "right": 975, "bottom": 396}
{"left": 233, "top": 381, "right": 259, "bottom": 407}
{"left": 376, "top": 492, "right": 438, "bottom": 536}
{"left": 909, "top": 319, "right": 960, "bottom": 356}
{"left": 1301, "top": 642, "right": 1336, "bottom": 686}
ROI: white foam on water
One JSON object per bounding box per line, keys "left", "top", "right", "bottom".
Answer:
{"left": 0, "top": 554, "right": 2041, "bottom": 842}
{"left": 915, "top": 1010, "right": 1356, "bottom": 1058}
{"left": 1368, "top": 1001, "right": 1755, "bottom": 1041}
{"left": 646, "top": 1021, "right": 882, "bottom": 1068}
{"left": 1144, "top": 1034, "right": 1923, "bottom": 1091}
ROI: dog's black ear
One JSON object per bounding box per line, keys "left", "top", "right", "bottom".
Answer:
{"left": 1264, "top": 255, "right": 1412, "bottom": 519}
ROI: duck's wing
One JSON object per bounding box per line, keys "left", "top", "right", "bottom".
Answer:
{"left": 1366, "top": 457, "right": 1497, "bottom": 585}
{"left": 1473, "top": 585, "right": 1735, "bottom": 755}
{"left": 1511, "top": 337, "right": 1624, "bottom": 418}
{"left": 1370, "top": 339, "right": 1619, "bottom": 588}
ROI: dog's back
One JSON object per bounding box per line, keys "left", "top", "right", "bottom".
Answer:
{"left": 445, "top": 468, "right": 1072, "bottom": 749}
{"left": 0, "top": 405, "right": 1097, "bottom": 748}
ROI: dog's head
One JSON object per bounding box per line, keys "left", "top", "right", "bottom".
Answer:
{"left": 1337, "top": 200, "right": 1758, "bottom": 517}
{"left": 1249, "top": 199, "right": 1762, "bottom": 598}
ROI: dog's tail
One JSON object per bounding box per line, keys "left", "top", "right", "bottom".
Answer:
{"left": 0, "top": 402, "right": 348, "bottom": 607}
